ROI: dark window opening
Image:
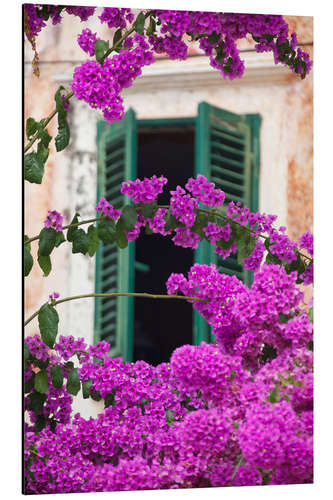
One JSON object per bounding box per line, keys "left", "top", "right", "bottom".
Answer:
{"left": 134, "top": 124, "right": 195, "bottom": 365}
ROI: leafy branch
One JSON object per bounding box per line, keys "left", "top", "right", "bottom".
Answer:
{"left": 24, "top": 292, "right": 209, "bottom": 327}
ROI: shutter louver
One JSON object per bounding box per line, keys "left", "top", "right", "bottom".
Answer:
{"left": 95, "top": 110, "right": 137, "bottom": 361}
{"left": 194, "top": 102, "right": 260, "bottom": 343}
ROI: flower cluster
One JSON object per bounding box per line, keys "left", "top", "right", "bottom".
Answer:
{"left": 77, "top": 28, "right": 100, "bottom": 57}
{"left": 121, "top": 175, "right": 168, "bottom": 204}
{"left": 99, "top": 7, "right": 134, "bottom": 29}
{"left": 96, "top": 197, "right": 122, "bottom": 220}
{"left": 24, "top": 262, "right": 314, "bottom": 493}
{"left": 72, "top": 39, "right": 154, "bottom": 122}
{"left": 185, "top": 175, "right": 226, "bottom": 206}
{"left": 44, "top": 209, "right": 64, "bottom": 232}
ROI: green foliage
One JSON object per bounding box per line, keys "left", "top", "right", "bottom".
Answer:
{"left": 55, "top": 231, "right": 66, "bottom": 247}
{"left": 54, "top": 86, "right": 70, "bottom": 152}
{"left": 165, "top": 409, "right": 176, "bottom": 426}
{"left": 24, "top": 152, "right": 45, "bottom": 184}
{"left": 104, "top": 388, "right": 116, "bottom": 408}
{"left": 146, "top": 17, "right": 156, "bottom": 36}
{"left": 95, "top": 39, "right": 109, "bottom": 62}
{"left": 28, "top": 391, "right": 47, "bottom": 414}
{"left": 134, "top": 12, "right": 145, "bottom": 34}
{"left": 72, "top": 229, "right": 90, "bottom": 255}
{"left": 308, "top": 307, "right": 313, "bottom": 323}
{"left": 115, "top": 221, "right": 128, "bottom": 249}
{"left": 55, "top": 117, "right": 70, "bottom": 152}
{"left": 26, "top": 117, "right": 38, "bottom": 139}
{"left": 24, "top": 343, "right": 31, "bottom": 364}
{"left": 87, "top": 225, "right": 100, "bottom": 256}
{"left": 97, "top": 218, "right": 116, "bottom": 244}
{"left": 37, "top": 251, "right": 52, "bottom": 276}
{"left": 66, "top": 368, "right": 81, "bottom": 395}
{"left": 113, "top": 29, "right": 123, "bottom": 51}
{"left": 24, "top": 373, "right": 35, "bottom": 394}
{"left": 119, "top": 205, "right": 138, "bottom": 231}
{"left": 82, "top": 379, "right": 93, "bottom": 399}
{"left": 38, "top": 228, "right": 57, "bottom": 256}
{"left": 38, "top": 303, "right": 59, "bottom": 349}
{"left": 24, "top": 246, "right": 34, "bottom": 277}
{"left": 34, "top": 369, "right": 49, "bottom": 394}
{"left": 67, "top": 213, "right": 80, "bottom": 242}
{"left": 139, "top": 201, "right": 158, "bottom": 218}
{"left": 50, "top": 365, "right": 64, "bottom": 389}
{"left": 237, "top": 230, "right": 256, "bottom": 266}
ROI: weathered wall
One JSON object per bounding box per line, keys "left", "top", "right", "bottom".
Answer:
{"left": 24, "top": 11, "right": 313, "bottom": 354}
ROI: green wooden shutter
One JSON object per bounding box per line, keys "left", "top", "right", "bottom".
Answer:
{"left": 194, "top": 101, "right": 261, "bottom": 343}
{"left": 95, "top": 109, "right": 137, "bottom": 361}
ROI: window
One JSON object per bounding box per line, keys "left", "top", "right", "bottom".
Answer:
{"left": 94, "top": 102, "right": 261, "bottom": 364}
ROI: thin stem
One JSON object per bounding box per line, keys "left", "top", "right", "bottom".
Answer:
{"left": 25, "top": 216, "right": 103, "bottom": 245}
{"left": 24, "top": 92, "right": 74, "bottom": 153}
{"left": 231, "top": 455, "right": 245, "bottom": 481}
{"left": 24, "top": 292, "right": 209, "bottom": 327}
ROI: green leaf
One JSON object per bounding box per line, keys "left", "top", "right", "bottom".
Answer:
{"left": 66, "top": 368, "right": 81, "bottom": 395}
{"left": 279, "top": 313, "right": 290, "bottom": 324}
{"left": 34, "top": 370, "right": 49, "bottom": 394}
{"left": 24, "top": 373, "right": 35, "bottom": 394}
{"left": 24, "top": 235, "right": 31, "bottom": 251}
{"left": 37, "top": 251, "right": 51, "bottom": 276}
{"left": 95, "top": 39, "right": 109, "bottom": 63}
{"left": 72, "top": 228, "right": 90, "bottom": 255}
{"left": 82, "top": 379, "right": 93, "bottom": 399}
{"left": 164, "top": 211, "right": 182, "bottom": 232}
{"left": 265, "top": 252, "right": 281, "bottom": 265}
{"left": 67, "top": 213, "right": 80, "bottom": 242}
{"left": 37, "top": 127, "right": 52, "bottom": 148}
{"left": 55, "top": 231, "right": 66, "bottom": 247}
{"left": 28, "top": 391, "right": 47, "bottom": 414}
{"left": 165, "top": 409, "right": 175, "bottom": 426}
{"left": 308, "top": 307, "right": 313, "bottom": 323}
{"left": 37, "top": 141, "right": 49, "bottom": 164}
{"left": 26, "top": 117, "right": 38, "bottom": 139}
{"left": 54, "top": 86, "right": 67, "bottom": 119}
{"left": 140, "top": 201, "right": 157, "bottom": 218}
{"left": 104, "top": 388, "right": 116, "bottom": 408}
{"left": 35, "top": 414, "right": 47, "bottom": 432}
{"left": 50, "top": 365, "right": 64, "bottom": 389}
{"left": 119, "top": 205, "right": 137, "bottom": 231}
{"left": 208, "top": 31, "right": 219, "bottom": 45}
{"left": 24, "top": 152, "right": 44, "bottom": 184}
{"left": 55, "top": 116, "right": 70, "bottom": 152}
{"left": 24, "top": 247, "right": 34, "bottom": 277}
{"left": 90, "top": 390, "right": 102, "bottom": 401}
{"left": 38, "top": 227, "right": 57, "bottom": 257}
{"left": 146, "top": 17, "right": 156, "bottom": 36}
{"left": 24, "top": 343, "right": 31, "bottom": 364}
{"left": 38, "top": 303, "right": 59, "bottom": 348}
{"left": 113, "top": 28, "right": 123, "bottom": 51}
{"left": 134, "top": 11, "right": 145, "bottom": 34}
{"left": 97, "top": 218, "right": 116, "bottom": 244}
{"left": 268, "top": 383, "right": 281, "bottom": 403}
{"left": 87, "top": 225, "right": 100, "bottom": 256}
{"left": 237, "top": 231, "right": 256, "bottom": 265}
{"left": 115, "top": 221, "right": 128, "bottom": 249}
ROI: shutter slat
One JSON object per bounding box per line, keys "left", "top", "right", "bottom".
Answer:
{"left": 95, "top": 110, "right": 137, "bottom": 361}
{"left": 195, "top": 102, "right": 260, "bottom": 345}
{"left": 211, "top": 153, "right": 244, "bottom": 171}
{"left": 210, "top": 127, "right": 245, "bottom": 146}
{"left": 211, "top": 164, "right": 244, "bottom": 182}
{"left": 210, "top": 140, "right": 245, "bottom": 159}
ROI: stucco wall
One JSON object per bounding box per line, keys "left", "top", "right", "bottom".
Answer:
{"left": 24, "top": 10, "right": 313, "bottom": 352}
